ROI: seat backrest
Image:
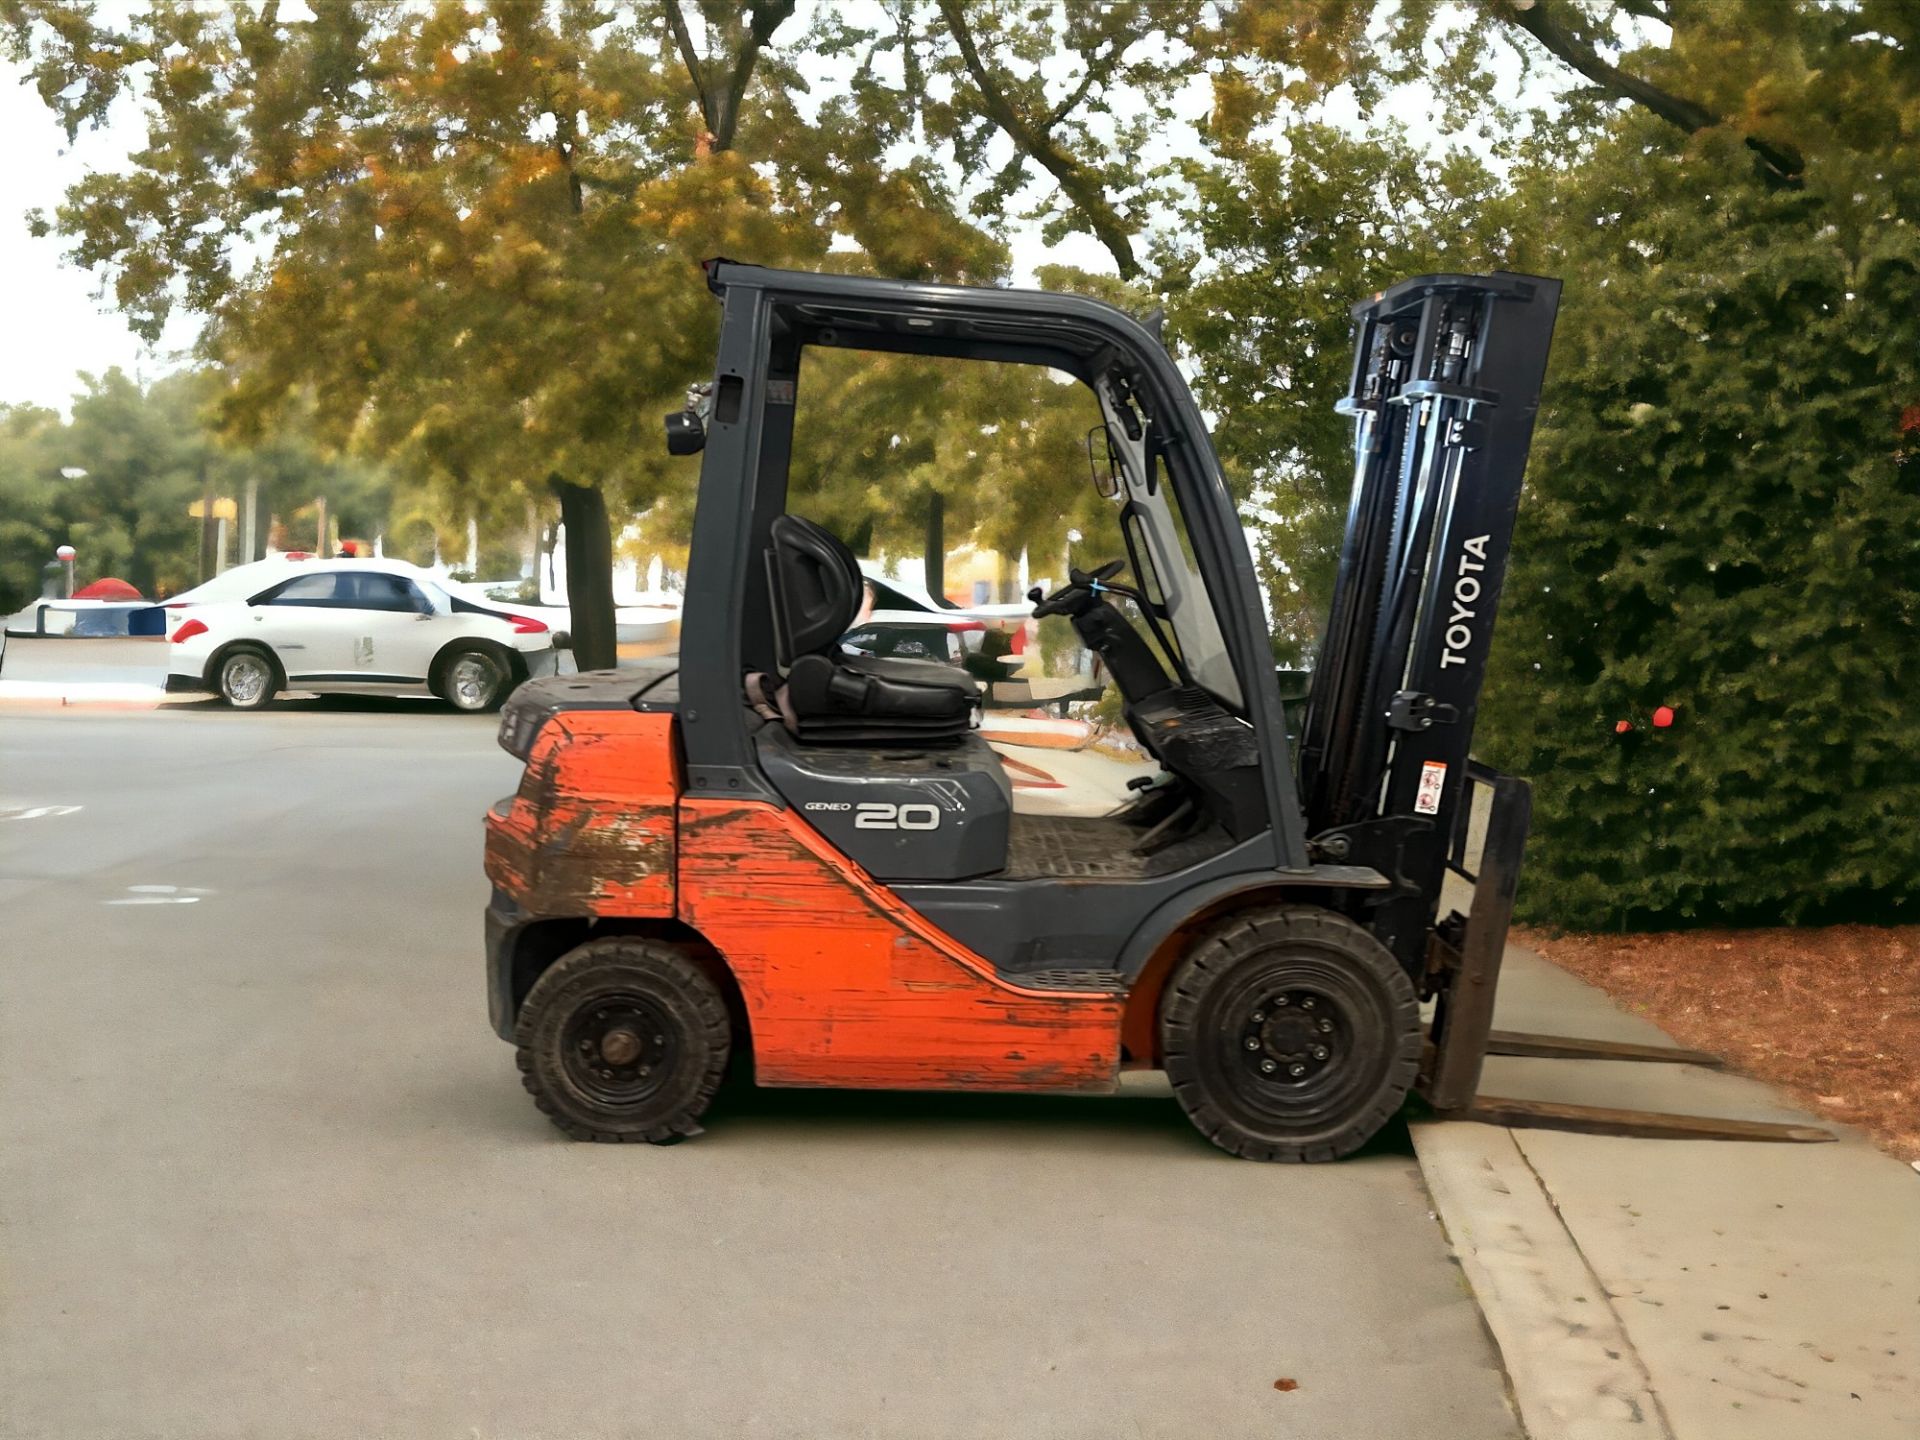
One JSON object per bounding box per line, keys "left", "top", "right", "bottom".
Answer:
{"left": 767, "top": 514, "right": 863, "bottom": 663}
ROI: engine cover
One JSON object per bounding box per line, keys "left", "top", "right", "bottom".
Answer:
{"left": 754, "top": 724, "right": 1011, "bottom": 882}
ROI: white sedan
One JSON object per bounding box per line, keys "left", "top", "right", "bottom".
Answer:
{"left": 165, "top": 559, "right": 563, "bottom": 712}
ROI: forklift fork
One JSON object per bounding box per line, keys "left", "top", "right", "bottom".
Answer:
{"left": 1418, "top": 764, "right": 1832, "bottom": 1145}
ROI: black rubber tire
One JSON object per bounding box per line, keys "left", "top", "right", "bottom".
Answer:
{"left": 1160, "top": 905, "right": 1421, "bottom": 1162}
{"left": 514, "top": 938, "right": 732, "bottom": 1144}
{"left": 436, "top": 644, "right": 510, "bottom": 713}
{"left": 215, "top": 645, "right": 278, "bottom": 711}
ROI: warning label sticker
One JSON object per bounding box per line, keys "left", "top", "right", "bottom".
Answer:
{"left": 1414, "top": 760, "right": 1447, "bottom": 815}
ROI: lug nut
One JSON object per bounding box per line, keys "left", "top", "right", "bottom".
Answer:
{"left": 1319, "top": 1019, "right": 1334, "bottom": 1033}
{"left": 1275, "top": 995, "right": 1290, "bottom": 1007}
{"left": 1259, "top": 1059, "right": 1277, "bottom": 1074}
{"left": 1244, "top": 1037, "right": 1261, "bottom": 1051}
{"left": 1251, "top": 1011, "right": 1265, "bottom": 1023}
{"left": 1301, "top": 998, "right": 1316, "bottom": 1010}
{"left": 1311, "top": 1046, "right": 1329, "bottom": 1060}
{"left": 1289, "top": 1063, "right": 1307, "bottom": 1077}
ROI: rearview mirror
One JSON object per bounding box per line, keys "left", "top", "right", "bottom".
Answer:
{"left": 1086, "top": 424, "right": 1121, "bottom": 499}
{"left": 664, "top": 409, "right": 706, "bottom": 456}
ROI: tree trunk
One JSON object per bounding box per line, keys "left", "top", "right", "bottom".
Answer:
{"left": 924, "top": 492, "right": 946, "bottom": 604}
{"left": 549, "top": 475, "right": 618, "bottom": 672}
{"left": 241, "top": 476, "right": 259, "bottom": 563}
{"left": 198, "top": 470, "right": 215, "bottom": 583}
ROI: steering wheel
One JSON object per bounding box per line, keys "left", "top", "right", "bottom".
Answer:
{"left": 1029, "top": 558, "right": 1128, "bottom": 618}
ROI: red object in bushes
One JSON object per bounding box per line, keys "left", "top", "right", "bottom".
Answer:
{"left": 1652, "top": 705, "right": 1675, "bottom": 728}
{"left": 73, "top": 577, "right": 142, "bottom": 601}
{"left": 1614, "top": 719, "right": 1633, "bottom": 734}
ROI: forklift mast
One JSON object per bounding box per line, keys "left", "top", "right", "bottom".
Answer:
{"left": 1297, "top": 274, "right": 1561, "bottom": 974}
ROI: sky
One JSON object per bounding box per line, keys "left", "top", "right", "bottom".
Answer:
{"left": 0, "top": 63, "right": 196, "bottom": 413}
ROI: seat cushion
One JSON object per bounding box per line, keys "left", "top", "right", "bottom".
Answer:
{"left": 785, "top": 651, "right": 978, "bottom": 744}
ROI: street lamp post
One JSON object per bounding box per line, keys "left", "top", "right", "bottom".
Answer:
{"left": 53, "top": 469, "right": 86, "bottom": 597}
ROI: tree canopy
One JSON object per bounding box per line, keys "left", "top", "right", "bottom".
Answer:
{"left": 0, "top": 0, "right": 1209, "bottom": 659}
{"left": 0, "top": 368, "right": 387, "bottom": 612}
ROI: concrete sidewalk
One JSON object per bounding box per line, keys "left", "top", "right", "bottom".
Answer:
{"left": 1415, "top": 943, "right": 1918, "bottom": 1440}
{"left": 0, "top": 678, "right": 167, "bottom": 707}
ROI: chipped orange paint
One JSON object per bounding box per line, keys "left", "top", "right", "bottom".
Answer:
{"left": 484, "top": 710, "right": 678, "bottom": 918}
{"left": 678, "top": 798, "right": 1123, "bottom": 1092}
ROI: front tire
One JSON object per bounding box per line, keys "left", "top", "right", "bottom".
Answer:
{"left": 216, "top": 646, "right": 278, "bottom": 711}
{"left": 1160, "top": 905, "right": 1421, "bottom": 1162}
{"left": 438, "top": 645, "right": 509, "bottom": 712}
{"left": 514, "top": 939, "right": 733, "bottom": 1144}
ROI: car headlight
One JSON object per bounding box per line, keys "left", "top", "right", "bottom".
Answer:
{"left": 497, "top": 703, "right": 546, "bottom": 762}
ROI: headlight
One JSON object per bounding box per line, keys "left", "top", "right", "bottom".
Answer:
{"left": 497, "top": 703, "right": 546, "bottom": 762}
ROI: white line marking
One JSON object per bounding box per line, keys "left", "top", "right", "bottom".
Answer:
{"left": 0, "top": 804, "right": 83, "bottom": 821}
{"left": 104, "top": 884, "right": 214, "bottom": 906}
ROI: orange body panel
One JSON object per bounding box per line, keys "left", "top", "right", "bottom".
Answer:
{"left": 484, "top": 710, "right": 679, "bottom": 918}
{"left": 678, "top": 798, "right": 1124, "bottom": 1092}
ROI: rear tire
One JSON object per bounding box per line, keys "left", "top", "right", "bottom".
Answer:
{"left": 514, "top": 939, "right": 732, "bottom": 1144}
{"left": 1160, "top": 905, "right": 1421, "bottom": 1162}
{"left": 216, "top": 646, "right": 278, "bottom": 711}
{"left": 437, "top": 644, "right": 509, "bottom": 712}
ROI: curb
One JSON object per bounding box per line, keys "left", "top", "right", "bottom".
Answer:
{"left": 0, "top": 682, "right": 169, "bottom": 710}
{"left": 1412, "top": 1118, "right": 1674, "bottom": 1440}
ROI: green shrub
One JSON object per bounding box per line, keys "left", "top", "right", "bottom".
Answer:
{"left": 1481, "top": 131, "right": 1920, "bottom": 928}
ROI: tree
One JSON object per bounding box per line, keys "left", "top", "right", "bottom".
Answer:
{"left": 921, "top": 0, "right": 1205, "bottom": 281}
{"left": 1177, "top": 2, "right": 1920, "bottom": 927}
{"left": 1470, "top": 96, "right": 1920, "bottom": 928}
{"left": 2, "top": 1, "right": 1188, "bottom": 668}
{"left": 1167, "top": 124, "right": 1513, "bottom": 659}
{"left": 0, "top": 367, "right": 391, "bottom": 609}
{"left": 0, "top": 403, "right": 64, "bottom": 612}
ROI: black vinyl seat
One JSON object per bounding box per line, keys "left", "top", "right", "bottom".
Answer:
{"left": 763, "top": 514, "right": 978, "bottom": 744}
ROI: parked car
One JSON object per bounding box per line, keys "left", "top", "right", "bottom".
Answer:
{"left": 165, "top": 558, "right": 562, "bottom": 711}
{"left": 840, "top": 609, "right": 987, "bottom": 666}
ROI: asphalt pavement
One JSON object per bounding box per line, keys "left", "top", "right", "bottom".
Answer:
{"left": 0, "top": 702, "right": 1520, "bottom": 1439}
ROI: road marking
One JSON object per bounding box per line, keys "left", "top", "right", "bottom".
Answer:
{"left": 0, "top": 804, "right": 83, "bottom": 821}
{"left": 106, "top": 884, "right": 214, "bottom": 906}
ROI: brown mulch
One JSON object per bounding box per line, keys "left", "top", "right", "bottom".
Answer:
{"left": 1514, "top": 924, "right": 1920, "bottom": 1162}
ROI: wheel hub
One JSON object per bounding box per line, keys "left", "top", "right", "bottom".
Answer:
{"left": 227, "top": 659, "right": 266, "bottom": 704}
{"left": 599, "top": 1027, "right": 642, "bottom": 1067}
{"left": 562, "top": 996, "right": 675, "bottom": 1102}
{"left": 1241, "top": 990, "right": 1342, "bottom": 1081}
{"left": 450, "top": 657, "right": 489, "bottom": 708}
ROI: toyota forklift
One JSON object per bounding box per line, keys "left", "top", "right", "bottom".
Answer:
{"left": 481, "top": 263, "right": 1828, "bottom": 1160}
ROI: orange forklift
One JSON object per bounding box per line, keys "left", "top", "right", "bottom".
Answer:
{"left": 481, "top": 264, "right": 1827, "bottom": 1160}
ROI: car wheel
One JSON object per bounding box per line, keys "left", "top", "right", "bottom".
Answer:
{"left": 1160, "top": 905, "right": 1421, "bottom": 1162}
{"left": 439, "top": 645, "right": 508, "bottom": 713}
{"left": 514, "top": 939, "right": 733, "bottom": 1144}
{"left": 216, "top": 647, "right": 278, "bottom": 711}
